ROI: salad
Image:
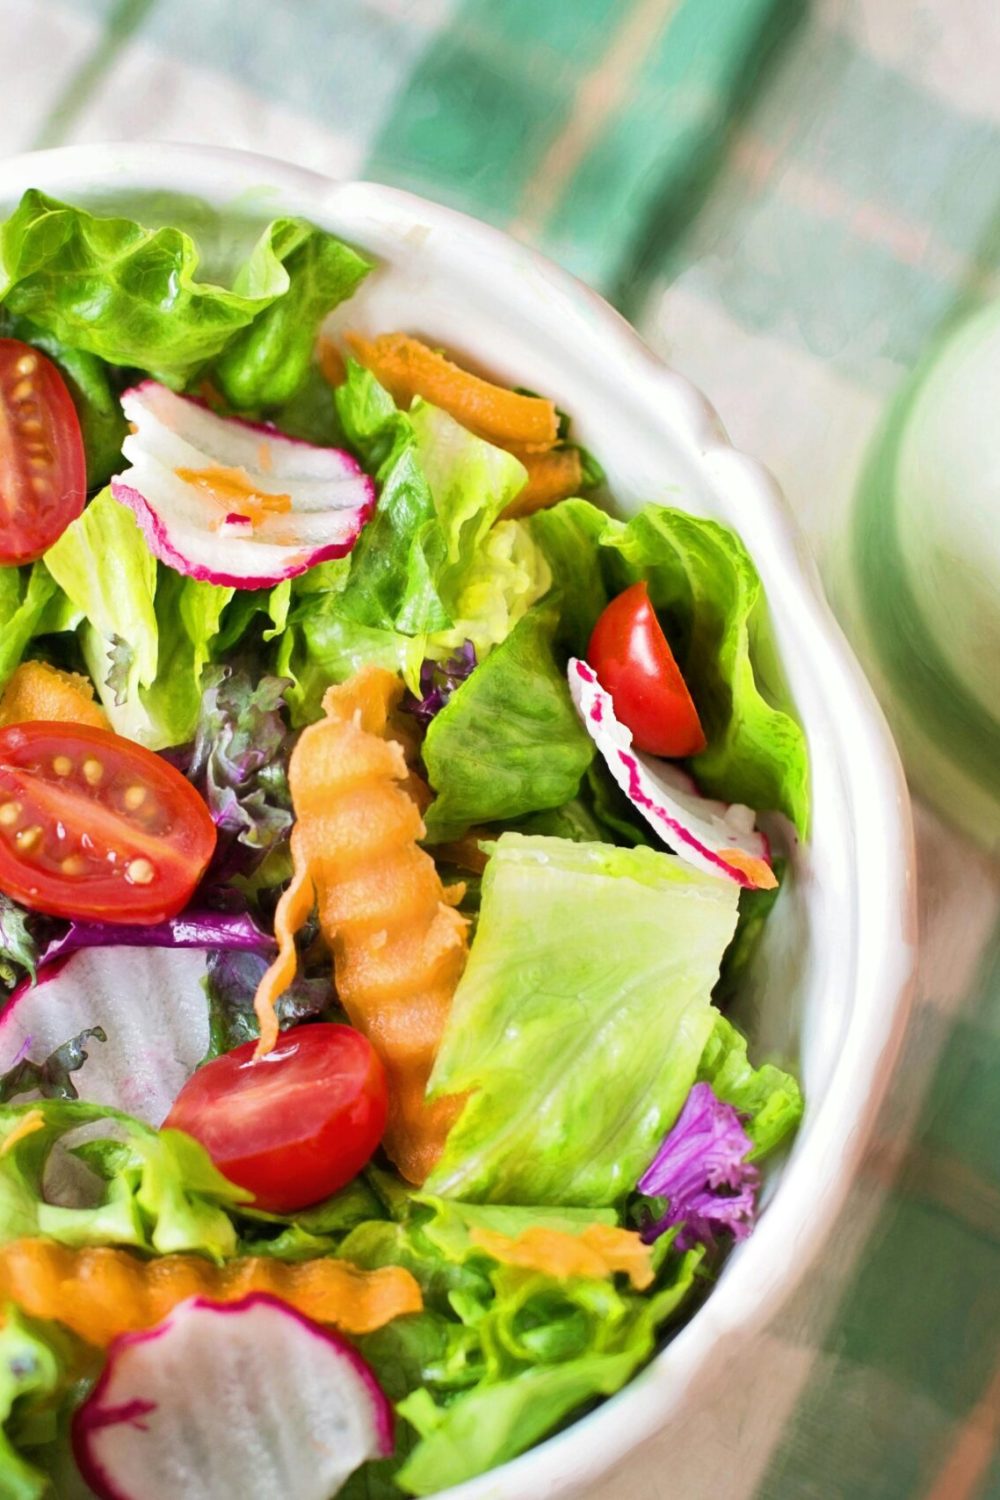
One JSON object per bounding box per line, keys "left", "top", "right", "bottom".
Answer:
{"left": 0, "top": 189, "right": 807, "bottom": 1500}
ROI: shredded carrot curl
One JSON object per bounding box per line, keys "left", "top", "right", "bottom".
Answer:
{"left": 0, "top": 1238, "right": 422, "bottom": 1348}
{"left": 346, "top": 332, "right": 559, "bottom": 451}
{"left": 254, "top": 666, "right": 469, "bottom": 1184}
{"left": 503, "top": 447, "right": 584, "bottom": 518}
{"left": 470, "top": 1224, "right": 655, "bottom": 1291}
{"left": 0, "top": 661, "right": 108, "bottom": 730}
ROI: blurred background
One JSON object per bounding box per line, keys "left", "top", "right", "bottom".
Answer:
{"left": 2, "top": 2, "right": 999, "bottom": 1496}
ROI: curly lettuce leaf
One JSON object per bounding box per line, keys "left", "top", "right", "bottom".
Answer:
{"left": 0, "top": 1307, "right": 97, "bottom": 1500}
{"left": 137, "top": 570, "right": 233, "bottom": 751}
{"left": 422, "top": 609, "right": 594, "bottom": 842}
{"left": 696, "top": 1013, "right": 802, "bottom": 1159}
{"left": 409, "top": 400, "right": 526, "bottom": 588}
{"left": 282, "top": 366, "right": 549, "bottom": 715}
{"left": 531, "top": 498, "right": 809, "bottom": 833}
{"left": 431, "top": 516, "right": 551, "bottom": 662}
{"left": 334, "top": 361, "right": 450, "bottom": 637}
{"left": 0, "top": 191, "right": 368, "bottom": 395}
{"left": 425, "top": 834, "right": 740, "bottom": 1204}
{"left": 394, "top": 1246, "right": 701, "bottom": 1495}
{"left": 43, "top": 487, "right": 158, "bottom": 721}
{"left": 43, "top": 491, "right": 234, "bottom": 748}
{"left": 0, "top": 1101, "right": 248, "bottom": 1260}
{"left": 212, "top": 231, "right": 370, "bottom": 408}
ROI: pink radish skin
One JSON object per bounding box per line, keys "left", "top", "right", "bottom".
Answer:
{"left": 0, "top": 947, "right": 210, "bottom": 1124}
{"left": 111, "top": 383, "right": 375, "bottom": 590}
{"left": 568, "top": 658, "right": 775, "bottom": 889}
{"left": 72, "top": 1294, "right": 393, "bottom": 1500}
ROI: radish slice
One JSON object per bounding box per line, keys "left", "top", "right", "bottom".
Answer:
{"left": 568, "top": 658, "right": 776, "bottom": 890}
{"left": 73, "top": 1293, "right": 393, "bottom": 1500}
{"left": 111, "top": 383, "right": 376, "bottom": 589}
{"left": 0, "top": 947, "right": 210, "bottom": 1124}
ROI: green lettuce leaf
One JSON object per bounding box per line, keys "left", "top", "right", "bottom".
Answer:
{"left": 425, "top": 834, "right": 740, "bottom": 1204}
{"left": 422, "top": 609, "right": 594, "bottom": 842}
{"left": 282, "top": 366, "right": 549, "bottom": 714}
{"left": 0, "top": 191, "right": 368, "bottom": 393}
{"left": 0, "top": 1307, "right": 97, "bottom": 1500}
{"left": 308, "top": 1185, "right": 703, "bottom": 1496}
{"left": 278, "top": 602, "right": 427, "bottom": 726}
{"left": 0, "top": 1101, "right": 248, "bottom": 1260}
{"left": 334, "top": 361, "right": 449, "bottom": 637}
{"left": 0, "top": 564, "right": 59, "bottom": 692}
{"left": 697, "top": 1014, "right": 802, "bottom": 1158}
{"left": 137, "top": 569, "right": 233, "bottom": 749}
{"left": 43, "top": 490, "right": 232, "bottom": 748}
{"left": 0, "top": 312, "right": 126, "bottom": 487}
{"left": 529, "top": 495, "right": 609, "bottom": 647}
{"left": 212, "top": 230, "right": 370, "bottom": 408}
{"left": 431, "top": 517, "right": 551, "bottom": 661}
{"left": 531, "top": 498, "right": 810, "bottom": 833}
{"left": 395, "top": 1254, "right": 700, "bottom": 1495}
{"left": 409, "top": 401, "right": 526, "bottom": 588}
{"left": 43, "top": 487, "right": 158, "bottom": 724}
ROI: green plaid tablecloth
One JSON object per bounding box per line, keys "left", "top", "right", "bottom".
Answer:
{"left": 2, "top": 2, "right": 999, "bottom": 1496}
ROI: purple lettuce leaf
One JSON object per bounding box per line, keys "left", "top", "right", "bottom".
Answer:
{"left": 169, "top": 665, "right": 296, "bottom": 881}
{"left": 402, "top": 640, "right": 476, "bottom": 726}
{"left": 0, "top": 892, "right": 42, "bottom": 990}
{"left": 203, "top": 948, "right": 334, "bottom": 1058}
{"left": 637, "top": 1081, "right": 760, "bottom": 1251}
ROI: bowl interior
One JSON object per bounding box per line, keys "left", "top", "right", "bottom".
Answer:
{"left": 0, "top": 146, "right": 915, "bottom": 1500}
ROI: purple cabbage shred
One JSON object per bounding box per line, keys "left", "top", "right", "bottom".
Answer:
{"left": 40, "top": 910, "right": 274, "bottom": 967}
{"left": 637, "top": 1081, "right": 759, "bottom": 1251}
{"left": 402, "top": 641, "right": 476, "bottom": 726}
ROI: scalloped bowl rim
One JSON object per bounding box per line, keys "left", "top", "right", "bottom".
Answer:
{"left": 0, "top": 143, "right": 917, "bottom": 1500}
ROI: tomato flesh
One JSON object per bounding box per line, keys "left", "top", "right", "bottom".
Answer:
{"left": 587, "top": 581, "right": 706, "bottom": 757}
{"left": 0, "top": 339, "right": 87, "bottom": 565}
{"left": 0, "top": 721, "right": 217, "bottom": 922}
{"left": 165, "top": 1024, "right": 389, "bottom": 1213}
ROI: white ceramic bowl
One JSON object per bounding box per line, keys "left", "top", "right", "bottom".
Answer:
{"left": 0, "top": 144, "right": 916, "bottom": 1500}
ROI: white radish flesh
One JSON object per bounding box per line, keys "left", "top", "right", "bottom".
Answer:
{"left": 73, "top": 1294, "right": 393, "bottom": 1500}
{"left": 568, "top": 657, "right": 775, "bottom": 889}
{"left": 111, "top": 383, "right": 375, "bottom": 589}
{"left": 0, "top": 947, "right": 210, "bottom": 1124}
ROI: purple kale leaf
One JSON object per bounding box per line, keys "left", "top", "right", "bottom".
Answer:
{"left": 402, "top": 640, "right": 476, "bottom": 726}
{"left": 637, "top": 1081, "right": 759, "bottom": 1251}
{"left": 202, "top": 948, "right": 333, "bottom": 1058}
{"left": 0, "top": 1026, "right": 107, "bottom": 1103}
{"left": 175, "top": 666, "right": 296, "bottom": 879}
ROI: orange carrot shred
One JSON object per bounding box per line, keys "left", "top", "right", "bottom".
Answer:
{"left": 0, "top": 1238, "right": 422, "bottom": 1349}
{"left": 717, "top": 848, "right": 778, "bottom": 890}
{"left": 346, "top": 332, "right": 559, "bottom": 450}
{"left": 0, "top": 661, "right": 108, "bottom": 731}
{"left": 316, "top": 336, "right": 347, "bottom": 388}
{"left": 503, "top": 447, "right": 584, "bottom": 518}
{"left": 254, "top": 666, "right": 469, "bottom": 1184}
{"left": 470, "top": 1224, "right": 655, "bottom": 1291}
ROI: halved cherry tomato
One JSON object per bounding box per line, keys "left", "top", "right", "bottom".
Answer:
{"left": 587, "top": 581, "right": 706, "bottom": 757}
{"left": 0, "top": 339, "right": 87, "bottom": 565}
{"left": 0, "top": 721, "right": 216, "bottom": 923}
{"left": 165, "top": 1024, "right": 388, "bottom": 1213}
